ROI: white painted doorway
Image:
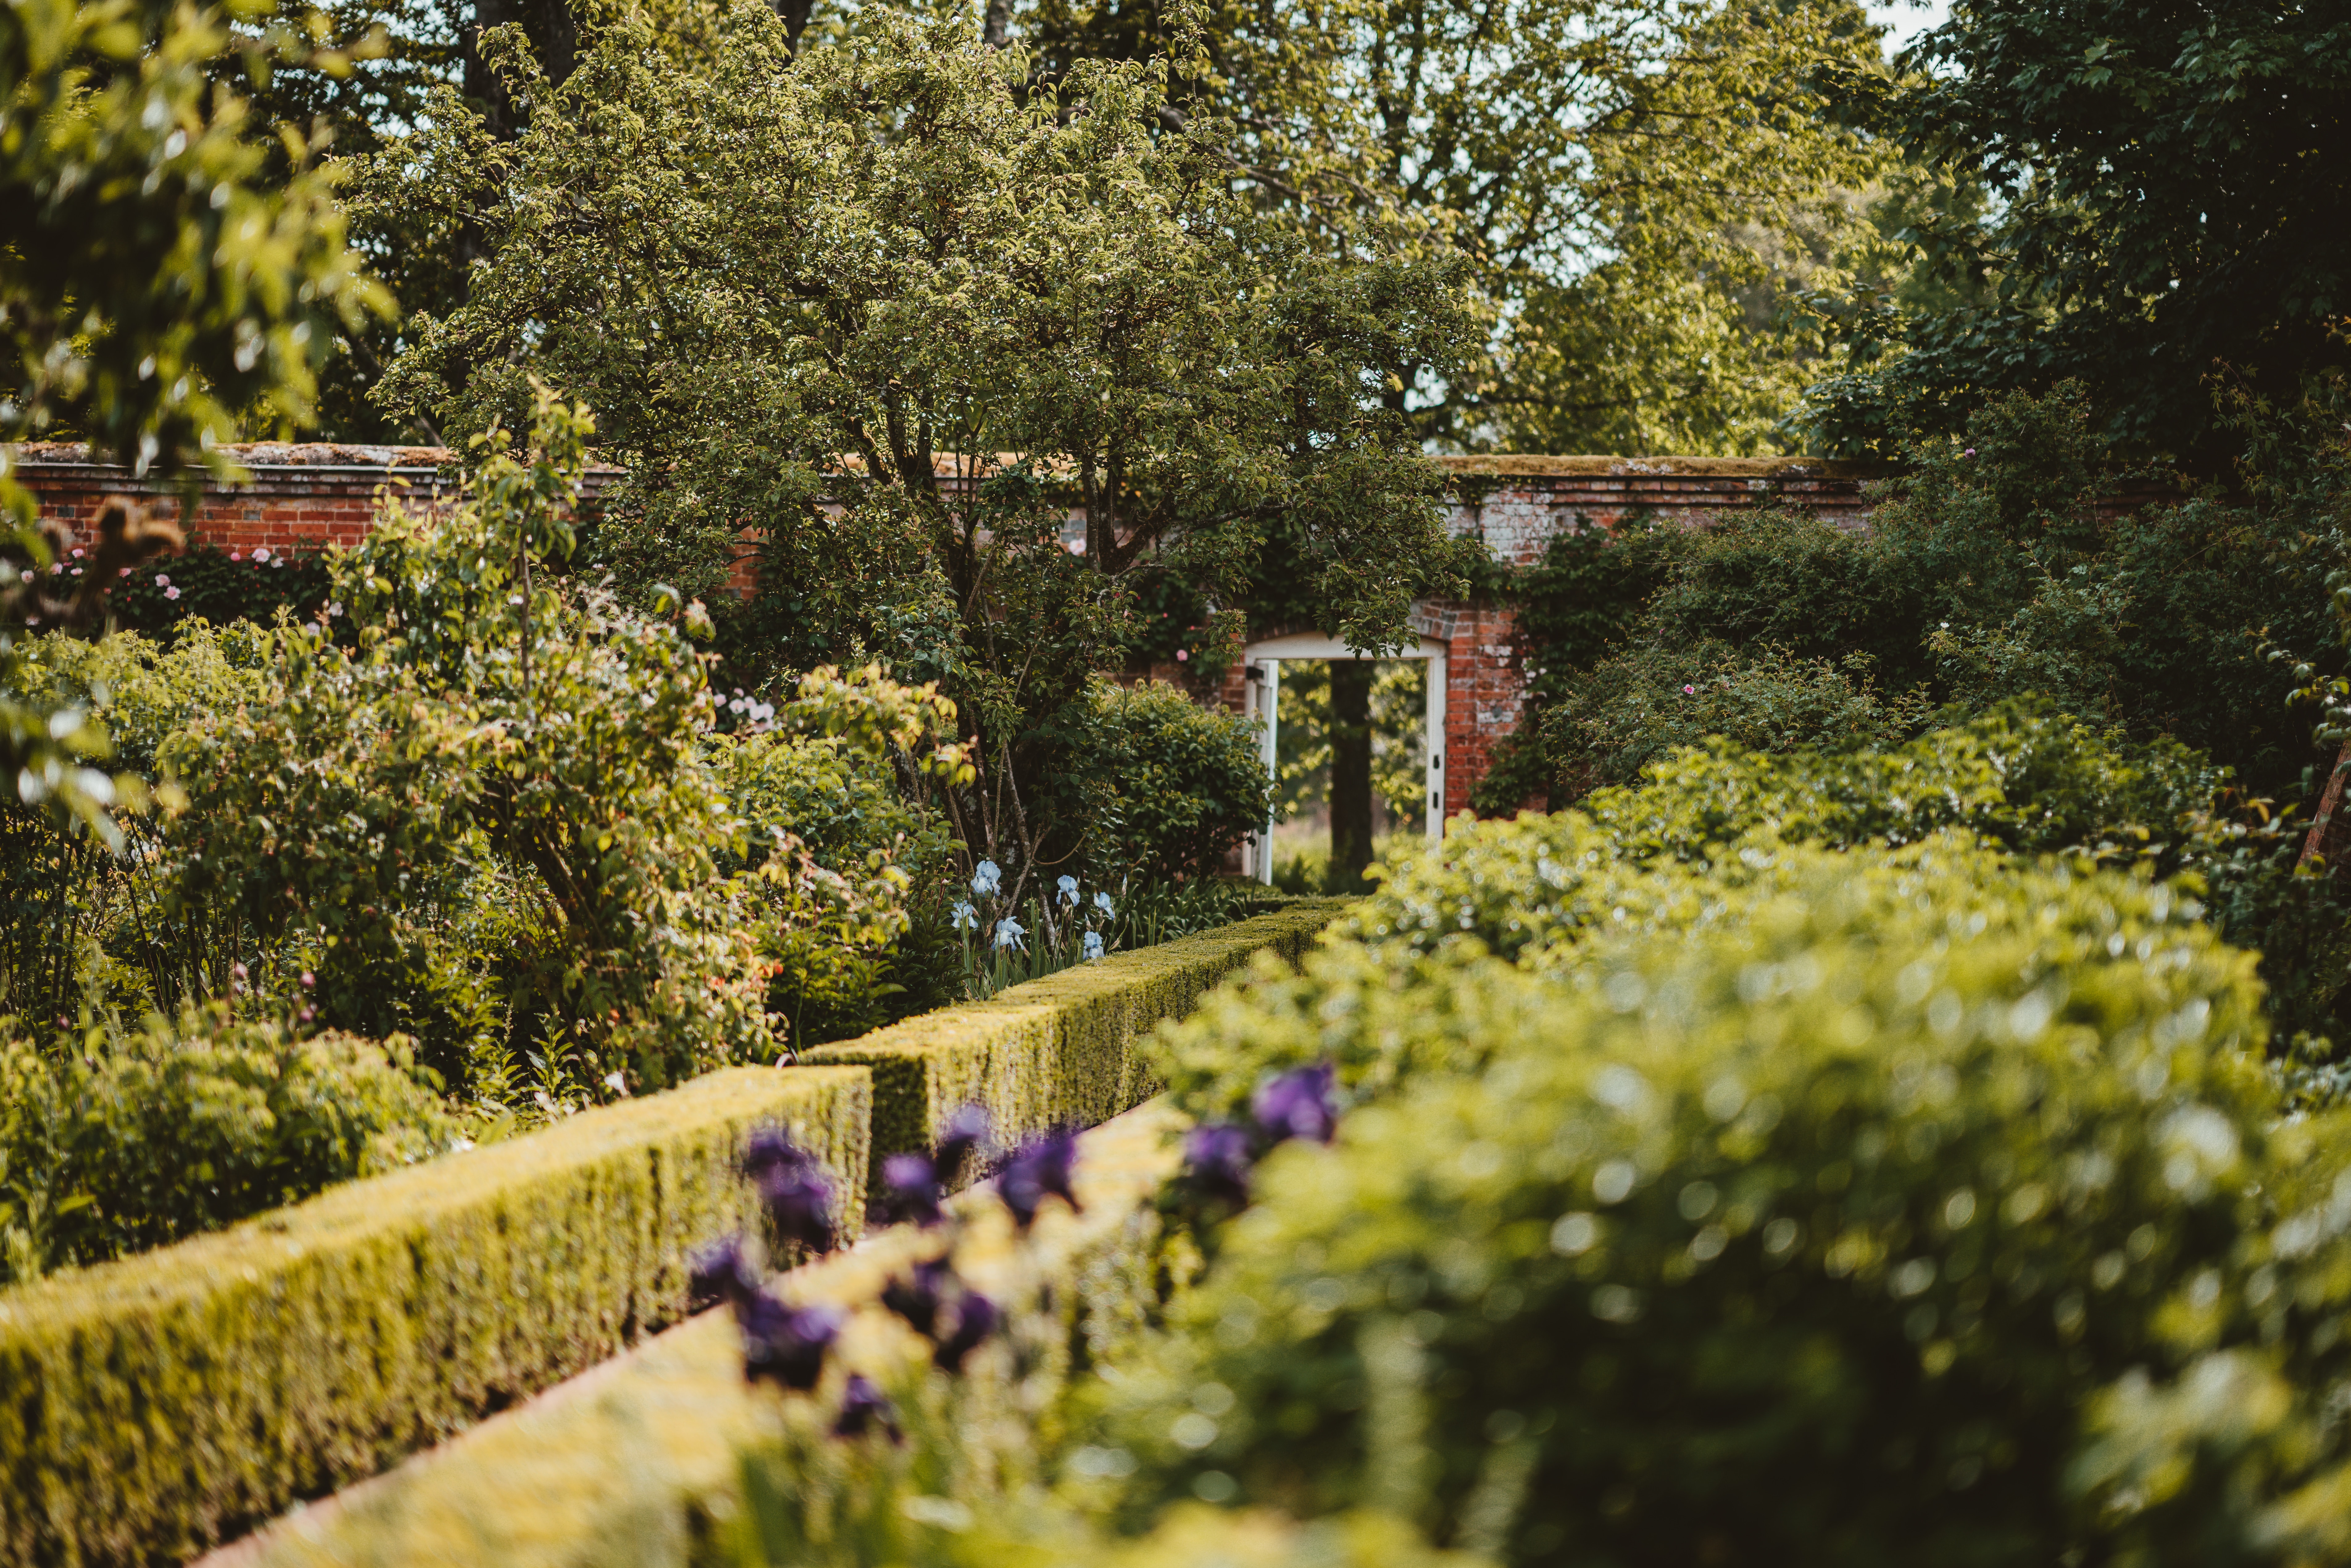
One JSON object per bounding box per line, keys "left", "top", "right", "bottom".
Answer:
{"left": 1240, "top": 631, "right": 1449, "bottom": 884}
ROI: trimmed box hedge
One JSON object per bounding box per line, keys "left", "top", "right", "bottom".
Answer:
{"left": 0, "top": 898, "right": 1346, "bottom": 1568}
{"left": 0, "top": 1066, "right": 872, "bottom": 1568}
{"left": 213, "top": 1098, "right": 1194, "bottom": 1568}
{"left": 806, "top": 900, "right": 1345, "bottom": 1197}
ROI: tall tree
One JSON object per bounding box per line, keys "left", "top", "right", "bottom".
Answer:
{"left": 1021, "top": 0, "right": 1894, "bottom": 455}
{"left": 1802, "top": 0, "right": 2351, "bottom": 468}
{"left": 364, "top": 6, "right": 1473, "bottom": 894}
{"left": 2, "top": 0, "right": 385, "bottom": 830}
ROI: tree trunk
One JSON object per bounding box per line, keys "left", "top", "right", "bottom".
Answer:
{"left": 1329, "top": 659, "right": 1375, "bottom": 893}
{"left": 779, "top": 0, "right": 816, "bottom": 55}
{"left": 2301, "top": 737, "right": 2351, "bottom": 878}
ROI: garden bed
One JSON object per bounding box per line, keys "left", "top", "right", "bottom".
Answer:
{"left": 0, "top": 900, "right": 1344, "bottom": 1568}
{"left": 200, "top": 1096, "right": 1190, "bottom": 1568}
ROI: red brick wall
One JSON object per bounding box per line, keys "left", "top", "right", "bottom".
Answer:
{"left": 18, "top": 445, "right": 1878, "bottom": 813}
{"left": 16, "top": 441, "right": 642, "bottom": 574}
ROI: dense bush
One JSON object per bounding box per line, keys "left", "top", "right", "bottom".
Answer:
{"left": 0, "top": 1007, "right": 455, "bottom": 1283}
{"left": 691, "top": 811, "right": 2351, "bottom": 1566}
{"left": 4, "top": 397, "right": 967, "bottom": 1104}
{"left": 1481, "top": 389, "right": 2342, "bottom": 811}
{"left": 1326, "top": 704, "right": 2343, "bottom": 1044}
{"left": 1538, "top": 640, "right": 1929, "bottom": 791}
{"left": 1106, "top": 843, "right": 2307, "bottom": 1566}
{"left": 713, "top": 722, "right": 960, "bottom": 1043}
{"left": 1080, "top": 680, "right": 1275, "bottom": 886}
{"left": 100, "top": 543, "right": 334, "bottom": 638}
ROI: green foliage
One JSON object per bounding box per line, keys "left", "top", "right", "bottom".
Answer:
{"left": 1538, "top": 640, "right": 1932, "bottom": 795}
{"left": 102, "top": 542, "right": 333, "bottom": 637}
{"left": 1, "top": 0, "right": 387, "bottom": 830}
{"left": 0, "top": 623, "right": 273, "bottom": 1023}
{"left": 1495, "top": 391, "right": 2341, "bottom": 809}
{"left": 361, "top": 8, "right": 1467, "bottom": 899}
{"left": 0, "top": 1005, "right": 453, "bottom": 1283}
{"left": 1469, "top": 513, "right": 1674, "bottom": 811}
{"left": 1080, "top": 680, "right": 1274, "bottom": 886}
{"left": 150, "top": 399, "right": 775, "bottom": 1091}
{"left": 1425, "top": 704, "right": 2345, "bottom": 1041}
{"left": 0, "top": 1062, "right": 871, "bottom": 1568}
{"left": 1105, "top": 842, "right": 2314, "bottom": 1566}
{"left": 1025, "top": 0, "right": 1895, "bottom": 455}
{"left": 1804, "top": 2, "right": 2351, "bottom": 465}
{"left": 714, "top": 725, "right": 958, "bottom": 1045}
{"left": 4, "top": 395, "right": 965, "bottom": 1099}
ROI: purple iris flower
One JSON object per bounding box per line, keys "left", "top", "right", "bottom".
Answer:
{"left": 1252, "top": 1063, "right": 1339, "bottom": 1146}
{"left": 743, "top": 1125, "right": 809, "bottom": 1182}
{"left": 936, "top": 1103, "right": 992, "bottom": 1179}
{"left": 1184, "top": 1122, "right": 1257, "bottom": 1207}
{"left": 833, "top": 1373, "right": 901, "bottom": 1440}
{"left": 881, "top": 1151, "right": 945, "bottom": 1227}
{"left": 744, "top": 1126, "right": 837, "bottom": 1254}
{"left": 738, "top": 1291, "right": 841, "bottom": 1391}
{"left": 881, "top": 1257, "right": 953, "bottom": 1338}
{"left": 997, "top": 1127, "right": 1082, "bottom": 1229}
{"left": 934, "top": 1291, "right": 999, "bottom": 1372}
{"left": 688, "top": 1236, "right": 758, "bottom": 1309}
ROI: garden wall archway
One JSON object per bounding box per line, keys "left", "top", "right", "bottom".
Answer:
{"left": 1238, "top": 630, "right": 1450, "bottom": 883}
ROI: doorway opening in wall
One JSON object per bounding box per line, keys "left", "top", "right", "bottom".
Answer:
{"left": 1266, "top": 659, "right": 1429, "bottom": 894}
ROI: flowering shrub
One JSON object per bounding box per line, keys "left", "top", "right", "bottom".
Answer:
{"left": 0, "top": 1006, "right": 456, "bottom": 1283}
{"left": 100, "top": 542, "right": 334, "bottom": 637}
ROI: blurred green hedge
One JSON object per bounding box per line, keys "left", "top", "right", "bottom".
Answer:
{"left": 0, "top": 1065, "right": 871, "bottom": 1568}
{"left": 1359, "top": 701, "right": 2347, "bottom": 1043}
{"left": 1104, "top": 774, "right": 2351, "bottom": 1563}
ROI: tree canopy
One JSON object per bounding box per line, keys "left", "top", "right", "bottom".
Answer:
{"left": 1804, "top": 0, "right": 2351, "bottom": 467}
{"left": 1021, "top": 0, "right": 1894, "bottom": 453}
{"left": 366, "top": 5, "right": 1471, "bottom": 871}
{"left": 2, "top": 0, "right": 383, "bottom": 830}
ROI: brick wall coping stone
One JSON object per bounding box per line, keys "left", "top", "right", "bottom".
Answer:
{"left": 1432, "top": 453, "right": 1871, "bottom": 479}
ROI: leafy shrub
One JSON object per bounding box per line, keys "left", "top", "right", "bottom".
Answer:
{"left": 1488, "top": 389, "right": 2340, "bottom": 811}
{"left": 1537, "top": 640, "right": 1929, "bottom": 791}
{"left": 5, "top": 397, "right": 967, "bottom": 1100}
{"left": 0, "top": 1007, "right": 456, "bottom": 1283}
{"left": 1107, "top": 843, "right": 2316, "bottom": 1566}
{"left": 712, "top": 722, "right": 959, "bottom": 1044}
{"left": 1080, "top": 680, "right": 1274, "bottom": 885}
{"left": 1400, "top": 702, "right": 2347, "bottom": 1043}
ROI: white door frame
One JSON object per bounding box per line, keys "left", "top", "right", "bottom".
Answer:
{"left": 1241, "top": 631, "right": 1450, "bottom": 884}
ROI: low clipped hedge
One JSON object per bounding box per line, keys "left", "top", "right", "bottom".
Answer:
{"left": 0, "top": 898, "right": 1345, "bottom": 1568}
{"left": 222, "top": 1099, "right": 1197, "bottom": 1568}
{"left": 806, "top": 902, "right": 1345, "bottom": 1199}
{"left": 0, "top": 1066, "right": 872, "bottom": 1568}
